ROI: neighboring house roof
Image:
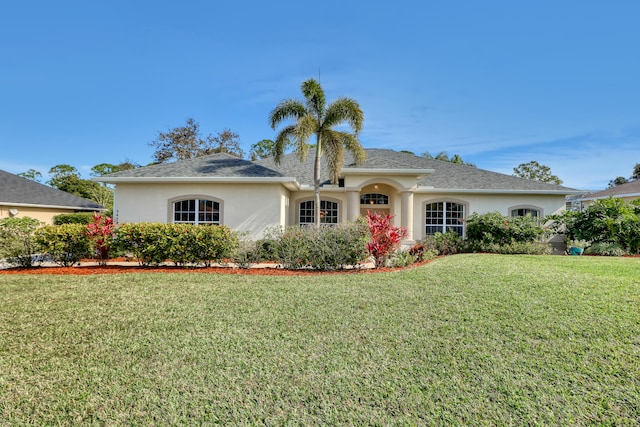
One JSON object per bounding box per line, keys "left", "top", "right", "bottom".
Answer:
{"left": 0, "top": 169, "right": 104, "bottom": 210}
{"left": 578, "top": 179, "right": 640, "bottom": 202}
{"left": 99, "top": 149, "right": 580, "bottom": 195}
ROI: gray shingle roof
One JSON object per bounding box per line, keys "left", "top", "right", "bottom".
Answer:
{"left": 0, "top": 170, "right": 104, "bottom": 210}
{"left": 101, "top": 149, "right": 579, "bottom": 193}
{"left": 105, "top": 153, "right": 284, "bottom": 179}
{"left": 580, "top": 179, "right": 640, "bottom": 200}
{"left": 258, "top": 149, "right": 579, "bottom": 192}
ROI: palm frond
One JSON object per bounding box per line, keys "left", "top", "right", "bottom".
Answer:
{"left": 324, "top": 97, "right": 364, "bottom": 134}
{"left": 269, "top": 100, "right": 307, "bottom": 129}
{"left": 322, "top": 133, "right": 344, "bottom": 184}
{"left": 273, "top": 125, "right": 296, "bottom": 164}
{"left": 301, "top": 79, "right": 326, "bottom": 118}
{"left": 339, "top": 132, "right": 366, "bottom": 165}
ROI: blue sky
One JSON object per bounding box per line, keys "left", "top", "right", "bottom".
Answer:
{"left": 1, "top": 1, "right": 639, "bottom": 190}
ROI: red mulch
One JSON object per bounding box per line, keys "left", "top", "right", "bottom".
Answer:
{"left": 0, "top": 259, "right": 434, "bottom": 276}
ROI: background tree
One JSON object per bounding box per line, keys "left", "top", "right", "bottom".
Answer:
{"left": 207, "top": 129, "right": 244, "bottom": 158}
{"left": 608, "top": 176, "right": 630, "bottom": 188}
{"left": 631, "top": 163, "right": 640, "bottom": 181}
{"left": 422, "top": 151, "right": 476, "bottom": 167}
{"left": 250, "top": 139, "right": 276, "bottom": 161}
{"left": 47, "top": 164, "right": 107, "bottom": 205}
{"left": 90, "top": 161, "right": 138, "bottom": 177}
{"left": 270, "top": 78, "right": 365, "bottom": 227}
{"left": 149, "top": 118, "right": 242, "bottom": 162}
{"left": 18, "top": 169, "right": 43, "bottom": 182}
{"left": 513, "top": 160, "right": 563, "bottom": 185}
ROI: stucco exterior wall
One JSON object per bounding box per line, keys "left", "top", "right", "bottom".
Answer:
{"left": 113, "top": 182, "right": 289, "bottom": 240}
{"left": 411, "top": 193, "right": 567, "bottom": 241}
{"left": 0, "top": 204, "right": 82, "bottom": 225}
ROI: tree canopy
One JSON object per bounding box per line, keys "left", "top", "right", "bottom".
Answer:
{"left": 513, "top": 161, "right": 563, "bottom": 185}
{"left": 149, "top": 118, "right": 243, "bottom": 163}
{"left": 270, "top": 78, "right": 365, "bottom": 226}
{"left": 250, "top": 139, "right": 276, "bottom": 161}
{"left": 422, "top": 151, "right": 476, "bottom": 167}
{"left": 18, "top": 169, "right": 43, "bottom": 182}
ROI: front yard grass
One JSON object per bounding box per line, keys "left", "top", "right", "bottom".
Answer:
{"left": 1, "top": 254, "right": 639, "bottom": 425}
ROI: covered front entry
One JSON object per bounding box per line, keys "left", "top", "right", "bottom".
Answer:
{"left": 345, "top": 182, "right": 415, "bottom": 242}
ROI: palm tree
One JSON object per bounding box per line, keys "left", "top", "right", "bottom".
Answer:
{"left": 269, "top": 79, "right": 365, "bottom": 227}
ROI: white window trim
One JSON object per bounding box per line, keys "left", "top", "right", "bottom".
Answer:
{"left": 168, "top": 195, "right": 224, "bottom": 225}
{"left": 423, "top": 199, "right": 468, "bottom": 238}
{"left": 297, "top": 197, "right": 341, "bottom": 225}
{"left": 508, "top": 204, "right": 543, "bottom": 218}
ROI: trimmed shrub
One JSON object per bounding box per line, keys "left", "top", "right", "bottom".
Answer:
{"left": 387, "top": 250, "right": 417, "bottom": 268}
{"left": 0, "top": 217, "right": 43, "bottom": 267}
{"left": 465, "top": 211, "right": 544, "bottom": 248}
{"left": 114, "top": 223, "right": 238, "bottom": 267}
{"left": 35, "top": 224, "right": 92, "bottom": 266}
{"left": 584, "top": 241, "right": 627, "bottom": 257}
{"left": 114, "top": 223, "right": 169, "bottom": 266}
{"left": 423, "top": 231, "right": 464, "bottom": 255}
{"left": 262, "top": 221, "right": 370, "bottom": 270}
{"left": 53, "top": 212, "right": 95, "bottom": 225}
{"left": 408, "top": 242, "right": 439, "bottom": 262}
{"left": 470, "top": 241, "right": 552, "bottom": 255}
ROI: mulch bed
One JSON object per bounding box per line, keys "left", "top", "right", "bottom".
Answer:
{"left": 0, "top": 259, "right": 434, "bottom": 276}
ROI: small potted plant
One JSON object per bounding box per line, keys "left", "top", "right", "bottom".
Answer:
{"left": 567, "top": 239, "right": 588, "bottom": 256}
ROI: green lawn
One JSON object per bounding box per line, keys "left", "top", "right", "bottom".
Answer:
{"left": 1, "top": 254, "right": 639, "bottom": 425}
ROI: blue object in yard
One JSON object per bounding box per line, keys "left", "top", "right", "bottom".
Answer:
{"left": 569, "top": 247, "right": 584, "bottom": 256}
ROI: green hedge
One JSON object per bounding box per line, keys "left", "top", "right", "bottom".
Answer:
{"left": 53, "top": 212, "right": 96, "bottom": 225}
{"left": 35, "top": 224, "right": 92, "bottom": 266}
{"left": 114, "top": 223, "right": 238, "bottom": 266}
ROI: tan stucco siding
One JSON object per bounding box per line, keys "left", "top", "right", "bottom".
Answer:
{"left": 113, "top": 182, "right": 289, "bottom": 239}
{"left": 0, "top": 204, "right": 84, "bottom": 225}
{"left": 411, "top": 193, "right": 567, "bottom": 240}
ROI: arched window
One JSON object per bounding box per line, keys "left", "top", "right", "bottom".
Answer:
{"left": 510, "top": 207, "right": 541, "bottom": 218}
{"left": 360, "top": 193, "right": 389, "bottom": 205}
{"left": 299, "top": 200, "right": 339, "bottom": 225}
{"left": 173, "top": 198, "right": 220, "bottom": 225}
{"left": 425, "top": 201, "right": 465, "bottom": 236}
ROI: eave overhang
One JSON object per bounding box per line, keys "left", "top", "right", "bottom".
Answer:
{"left": 94, "top": 176, "right": 302, "bottom": 191}
{"left": 0, "top": 201, "right": 105, "bottom": 211}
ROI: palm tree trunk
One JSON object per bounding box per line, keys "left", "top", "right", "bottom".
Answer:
{"left": 314, "top": 133, "right": 322, "bottom": 229}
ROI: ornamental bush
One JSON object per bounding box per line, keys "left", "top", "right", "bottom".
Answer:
{"left": 53, "top": 212, "right": 95, "bottom": 225}
{"left": 114, "top": 223, "right": 238, "bottom": 266}
{"left": 35, "top": 224, "right": 92, "bottom": 266}
{"left": 86, "top": 213, "right": 115, "bottom": 265}
{"left": 0, "top": 217, "right": 43, "bottom": 267}
{"left": 464, "top": 211, "right": 545, "bottom": 252}
{"left": 548, "top": 198, "right": 640, "bottom": 255}
{"left": 366, "top": 212, "right": 407, "bottom": 268}
{"left": 262, "top": 221, "right": 370, "bottom": 270}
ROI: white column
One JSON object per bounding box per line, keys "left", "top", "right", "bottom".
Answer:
{"left": 346, "top": 190, "right": 360, "bottom": 222}
{"left": 401, "top": 191, "right": 414, "bottom": 241}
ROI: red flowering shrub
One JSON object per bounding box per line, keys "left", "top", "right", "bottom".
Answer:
{"left": 86, "top": 213, "right": 115, "bottom": 265}
{"left": 366, "top": 211, "right": 407, "bottom": 268}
